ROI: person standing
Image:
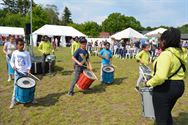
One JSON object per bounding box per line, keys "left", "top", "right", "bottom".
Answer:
{"left": 71, "top": 37, "right": 80, "bottom": 55}
{"left": 38, "top": 36, "right": 54, "bottom": 75}
{"left": 98, "top": 42, "right": 113, "bottom": 82}
{"left": 9, "top": 38, "right": 35, "bottom": 109}
{"left": 3, "top": 36, "right": 16, "bottom": 81}
{"left": 146, "top": 28, "right": 188, "bottom": 125}
{"left": 67, "top": 38, "right": 93, "bottom": 96}
{"left": 135, "top": 44, "right": 150, "bottom": 91}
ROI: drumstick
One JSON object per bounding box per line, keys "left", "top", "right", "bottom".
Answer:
{"left": 91, "top": 71, "right": 98, "bottom": 80}
{"left": 28, "top": 72, "right": 40, "bottom": 81}
{"left": 111, "top": 64, "right": 117, "bottom": 68}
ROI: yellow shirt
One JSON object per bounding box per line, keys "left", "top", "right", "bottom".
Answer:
{"left": 71, "top": 41, "right": 80, "bottom": 55}
{"left": 38, "top": 41, "right": 53, "bottom": 54}
{"left": 147, "top": 47, "right": 188, "bottom": 87}
{"left": 135, "top": 50, "right": 150, "bottom": 66}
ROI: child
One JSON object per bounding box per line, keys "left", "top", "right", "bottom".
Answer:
{"left": 68, "top": 38, "right": 93, "bottom": 96}
{"left": 3, "top": 36, "right": 16, "bottom": 81}
{"left": 135, "top": 44, "right": 150, "bottom": 91}
{"left": 9, "top": 38, "right": 35, "bottom": 109}
{"left": 38, "top": 36, "right": 54, "bottom": 75}
{"left": 98, "top": 42, "right": 113, "bottom": 82}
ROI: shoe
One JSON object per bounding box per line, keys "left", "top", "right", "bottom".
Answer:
{"left": 9, "top": 103, "right": 14, "bottom": 109}
{"left": 32, "top": 99, "right": 38, "bottom": 104}
{"left": 135, "top": 86, "right": 140, "bottom": 92}
{"left": 67, "top": 92, "right": 74, "bottom": 96}
{"left": 7, "top": 78, "right": 11, "bottom": 82}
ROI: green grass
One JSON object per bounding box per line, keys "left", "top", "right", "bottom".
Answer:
{"left": 0, "top": 46, "right": 188, "bottom": 125}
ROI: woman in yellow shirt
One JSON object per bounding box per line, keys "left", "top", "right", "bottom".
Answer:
{"left": 146, "top": 28, "right": 188, "bottom": 125}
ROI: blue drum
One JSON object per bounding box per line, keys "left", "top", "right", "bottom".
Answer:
{"left": 15, "top": 77, "right": 36, "bottom": 103}
{"left": 102, "top": 66, "right": 114, "bottom": 84}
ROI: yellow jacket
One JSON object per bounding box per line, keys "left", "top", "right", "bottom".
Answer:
{"left": 38, "top": 41, "right": 53, "bottom": 54}
{"left": 147, "top": 47, "right": 188, "bottom": 87}
{"left": 135, "top": 50, "right": 150, "bottom": 66}
{"left": 71, "top": 41, "right": 80, "bottom": 55}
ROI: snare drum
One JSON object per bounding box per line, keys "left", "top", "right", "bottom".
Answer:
{"left": 76, "top": 70, "right": 96, "bottom": 90}
{"left": 102, "top": 66, "right": 114, "bottom": 84}
{"left": 45, "top": 55, "right": 56, "bottom": 62}
{"left": 15, "top": 77, "right": 36, "bottom": 103}
{"left": 139, "top": 87, "right": 155, "bottom": 119}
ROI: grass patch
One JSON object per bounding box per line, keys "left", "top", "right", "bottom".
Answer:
{"left": 0, "top": 46, "right": 188, "bottom": 125}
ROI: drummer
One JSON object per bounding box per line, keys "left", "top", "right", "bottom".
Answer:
{"left": 135, "top": 44, "right": 150, "bottom": 91}
{"left": 38, "top": 36, "right": 54, "bottom": 75}
{"left": 9, "top": 38, "right": 36, "bottom": 109}
{"left": 98, "top": 42, "right": 113, "bottom": 82}
{"left": 67, "top": 38, "right": 93, "bottom": 96}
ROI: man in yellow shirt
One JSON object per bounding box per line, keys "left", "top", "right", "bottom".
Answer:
{"left": 71, "top": 37, "right": 80, "bottom": 55}
{"left": 38, "top": 36, "right": 54, "bottom": 75}
{"left": 135, "top": 44, "right": 150, "bottom": 90}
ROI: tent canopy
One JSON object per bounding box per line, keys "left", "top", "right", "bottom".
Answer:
{"left": 0, "top": 26, "right": 25, "bottom": 36}
{"left": 145, "top": 28, "right": 167, "bottom": 37}
{"left": 110, "top": 27, "right": 146, "bottom": 40}
{"left": 32, "top": 24, "right": 86, "bottom": 37}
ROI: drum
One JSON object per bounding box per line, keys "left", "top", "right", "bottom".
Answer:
{"left": 15, "top": 77, "right": 36, "bottom": 103}
{"left": 102, "top": 66, "right": 114, "bottom": 84}
{"left": 45, "top": 55, "right": 56, "bottom": 62}
{"left": 76, "top": 70, "right": 96, "bottom": 90}
{"left": 139, "top": 87, "right": 155, "bottom": 119}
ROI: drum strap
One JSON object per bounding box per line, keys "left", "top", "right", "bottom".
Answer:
{"left": 153, "top": 52, "right": 186, "bottom": 79}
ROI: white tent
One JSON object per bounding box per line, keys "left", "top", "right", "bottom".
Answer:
{"left": 145, "top": 28, "right": 167, "bottom": 37}
{"left": 0, "top": 26, "right": 25, "bottom": 36}
{"left": 110, "top": 27, "right": 146, "bottom": 40}
{"left": 32, "top": 25, "right": 86, "bottom": 46}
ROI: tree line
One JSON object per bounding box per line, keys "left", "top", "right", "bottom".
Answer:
{"left": 0, "top": 0, "right": 187, "bottom": 37}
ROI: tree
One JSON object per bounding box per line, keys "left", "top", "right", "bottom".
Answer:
{"left": 80, "top": 21, "right": 101, "bottom": 37}
{"left": 102, "top": 13, "right": 142, "bottom": 34}
{"left": 61, "top": 6, "right": 73, "bottom": 25}
{"left": 178, "top": 24, "right": 188, "bottom": 33}
{"left": 45, "top": 4, "right": 59, "bottom": 24}
{"left": 1, "top": 0, "right": 35, "bottom": 15}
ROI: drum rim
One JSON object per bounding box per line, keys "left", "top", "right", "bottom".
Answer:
{"left": 102, "top": 66, "right": 114, "bottom": 73}
{"left": 16, "top": 76, "right": 36, "bottom": 89}
{"left": 83, "top": 70, "right": 96, "bottom": 80}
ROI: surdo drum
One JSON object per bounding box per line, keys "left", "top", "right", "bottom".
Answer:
{"left": 102, "top": 65, "right": 114, "bottom": 84}
{"left": 15, "top": 77, "right": 36, "bottom": 103}
{"left": 138, "top": 65, "right": 155, "bottom": 119}
{"left": 76, "top": 70, "right": 96, "bottom": 90}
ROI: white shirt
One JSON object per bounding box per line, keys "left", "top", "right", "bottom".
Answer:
{"left": 10, "top": 50, "right": 31, "bottom": 73}
{"left": 4, "top": 42, "right": 16, "bottom": 55}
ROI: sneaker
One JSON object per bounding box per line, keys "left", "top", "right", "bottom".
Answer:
{"left": 67, "top": 92, "right": 74, "bottom": 96}
{"left": 9, "top": 103, "right": 14, "bottom": 109}
{"left": 135, "top": 86, "right": 140, "bottom": 92}
{"left": 7, "top": 78, "right": 11, "bottom": 82}
{"left": 32, "top": 99, "right": 38, "bottom": 104}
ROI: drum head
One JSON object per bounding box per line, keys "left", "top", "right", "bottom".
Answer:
{"left": 103, "top": 66, "right": 114, "bottom": 73}
{"left": 83, "top": 70, "right": 96, "bottom": 80}
{"left": 46, "top": 55, "right": 56, "bottom": 61}
{"left": 16, "top": 77, "right": 36, "bottom": 88}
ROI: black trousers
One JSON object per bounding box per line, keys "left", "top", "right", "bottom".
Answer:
{"left": 153, "top": 80, "right": 184, "bottom": 125}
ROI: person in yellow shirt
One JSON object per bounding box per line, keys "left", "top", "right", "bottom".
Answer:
{"left": 135, "top": 44, "right": 150, "bottom": 90}
{"left": 146, "top": 28, "right": 188, "bottom": 125}
{"left": 71, "top": 37, "right": 80, "bottom": 55}
{"left": 38, "top": 36, "right": 54, "bottom": 75}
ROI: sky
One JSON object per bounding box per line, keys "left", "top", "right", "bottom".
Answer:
{"left": 1, "top": 0, "right": 188, "bottom": 27}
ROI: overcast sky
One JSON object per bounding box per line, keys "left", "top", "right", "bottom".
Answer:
{"left": 1, "top": 0, "right": 188, "bottom": 27}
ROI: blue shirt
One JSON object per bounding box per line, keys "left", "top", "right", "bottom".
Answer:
{"left": 99, "top": 48, "right": 112, "bottom": 64}
{"left": 73, "top": 48, "right": 89, "bottom": 66}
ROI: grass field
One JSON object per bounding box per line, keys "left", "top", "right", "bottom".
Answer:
{"left": 0, "top": 46, "right": 188, "bottom": 125}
